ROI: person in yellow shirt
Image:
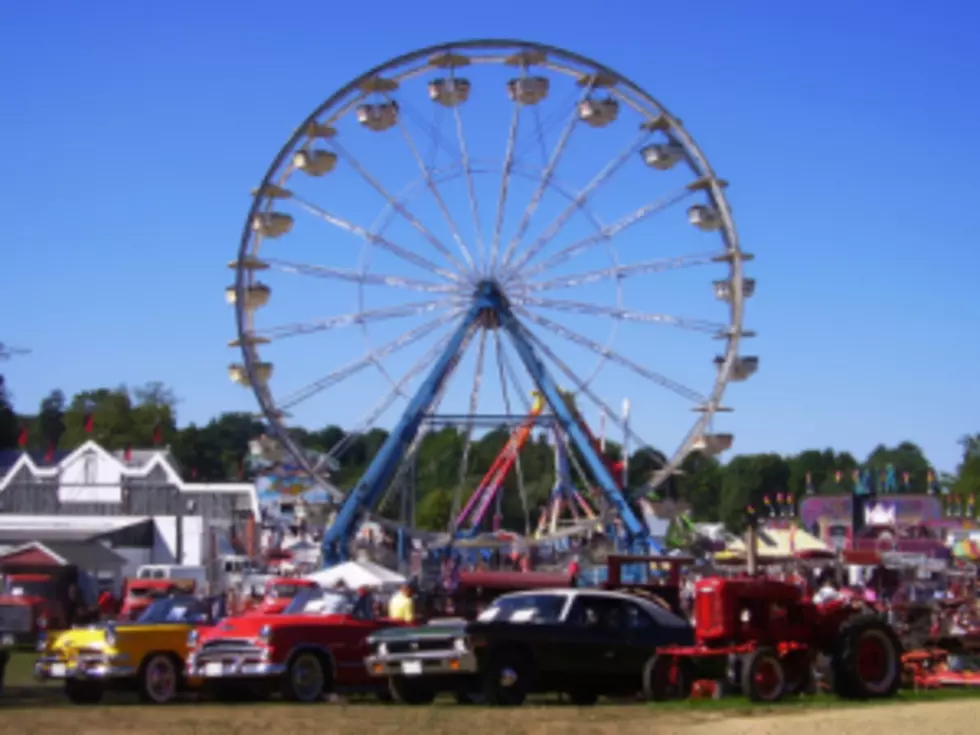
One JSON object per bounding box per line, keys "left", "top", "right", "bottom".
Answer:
{"left": 388, "top": 583, "right": 415, "bottom": 623}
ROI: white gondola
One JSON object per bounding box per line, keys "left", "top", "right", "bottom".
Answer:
{"left": 692, "top": 433, "right": 734, "bottom": 455}
{"left": 713, "top": 278, "right": 756, "bottom": 302}
{"left": 293, "top": 150, "right": 338, "bottom": 176}
{"left": 687, "top": 204, "right": 721, "bottom": 232}
{"left": 228, "top": 362, "right": 273, "bottom": 387}
{"left": 224, "top": 283, "right": 271, "bottom": 310}
{"left": 251, "top": 213, "right": 293, "bottom": 238}
{"left": 641, "top": 142, "right": 684, "bottom": 170}
{"left": 714, "top": 355, "right": 759, "bottom": 381}
{"left": 507, "top": 77, "right": 549, "bottom": 105}
{"left": 356, "top": 102, "right": 399, "bottom": 132}
{"left": 428, "top": 78, "right": 471, "bottom": 107}
{"left": 578, "top": 98, "right": 619, "bottom": 127}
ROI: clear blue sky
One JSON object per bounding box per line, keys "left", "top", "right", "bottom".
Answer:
{"left": 2, "top": 1, "right": 978, "bottom": 473}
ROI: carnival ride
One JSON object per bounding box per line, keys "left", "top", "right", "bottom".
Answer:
{"left": 225, "top": 40, "right": 757, "bottom": 566}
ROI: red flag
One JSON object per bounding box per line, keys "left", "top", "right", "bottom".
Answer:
{"left": 152, "top": 421, "right": 163, "bottom": 446}
{"left": 17, "top": 424, "right": 28, "bottom": 449}
{"left": 44, "top": 442, "right": 55, "bottom": 463}
{"left": 237, "top": 456, "right": 245, "bottom": 480}
{"left": 190, "top": 467, "right": 198, "bottom": 480}
{"left": 83, "top": 411, "right": 94, "bottom": 434}
{"left": 124, "top": 444, "right": 133, "bottom": 462}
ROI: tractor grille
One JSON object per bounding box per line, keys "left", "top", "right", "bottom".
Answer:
{"left": 0, "top": 604, "right": 32, "bottom": 633}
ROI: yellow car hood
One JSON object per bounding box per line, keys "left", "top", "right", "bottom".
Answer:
{"left": 48, "top": 626, "right": 110, "bottom": 653}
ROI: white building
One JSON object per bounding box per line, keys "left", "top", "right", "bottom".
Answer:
{"left": 0, "top": 440, "right": 259, "bottom": 586}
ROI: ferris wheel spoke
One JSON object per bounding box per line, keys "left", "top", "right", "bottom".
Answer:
{"left": 498, "top": 79, "right": 594, "bottom": 271}
{"left": 451, "top": 327, "right": 490, "bottom": 524}
{"left": 488, "top": 98, "right": 524, "bottom": 275}
{"left": 450, "top": 73, "right": 487, "bottom": 275}
{"left": 291, "top": 194, "right": 459, "bottom": 281}
{"left": 493, "top": 330, "right": 531, "bottom": 534}
{"left": 515, "top": 251, "right": 720, "bottom": 294}
{"left": 514, "top": 297, "right": 727, "bottom": 336}
{"left": 512, "top": 319, "right": 655, "bottom": 459}
{"left": 500, "top": 129, "right": 650, "bottom": 278}
{"left": 386, "top": 94, "right": 478, "bottom": 275}
{"left": 325, "top": 327, "right": 460, "bottom": 462}
{"left": 329, "top": 140, "right": 469, "bottom": 273}
{"left": 257, "top": 298, "right": 458, "bottom": 341}
{"left": 513, "top": 85, "right": 580, "bottom": 161}
{"left": 277, "top": 310, "right": 461, "bottom": 410}
{"left": 514, "top": 306, "right": 707, "bottom": 404}
{"left": 266, "top": 258, "right": 459, "bottom": 294}
{"left": 509, "top": 181, "right": 698, "bottom": 283}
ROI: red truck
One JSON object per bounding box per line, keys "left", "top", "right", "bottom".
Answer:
{"left": 187, "top": 586, "right": 409, "bottom": 702}
{"left": 242, "top": 577, "right": 320, "bottom": 616}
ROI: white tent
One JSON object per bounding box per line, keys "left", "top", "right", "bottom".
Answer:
{"left": 306, "top": 559, "right": 406, "bottom": 591}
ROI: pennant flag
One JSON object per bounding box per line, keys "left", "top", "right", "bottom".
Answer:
{"left": 776, "top": 493, "right": 784, "bottom": 504}
{"left": 152, "top": 421, "right": 163, "bottom": 446}
{"left": 763, "top": 495, "right": 771, "bottom": 505}
{"left": 237, "top": 456, "right": 246, "bottom": 480}
{"left": 17, "top": 423, "right": 28, "bottom": 449}
{"left": 190, "top": 467, "right": 198, "bottom": 480}
{"left": 902, "top": 471, "right": 910, "bottom": 488}
{"left": 83, "top": 411, "right": 94, "bottom": 434}
{"left": 44, "top": 442, "right": 55, "bottom": 464}
{"left": 124, "top": 444, "right": 133, "bottom": 462}
{"left": 834, "top": 470, "right": 842, "bottom": 483}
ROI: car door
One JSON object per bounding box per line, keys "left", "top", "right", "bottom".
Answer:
{"left": 557, "top": 595, "right": 624, "bottom": 690}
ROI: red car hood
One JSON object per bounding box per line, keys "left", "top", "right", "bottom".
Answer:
{"left": 202, "top": 613, "right": 356, "bottom": 640}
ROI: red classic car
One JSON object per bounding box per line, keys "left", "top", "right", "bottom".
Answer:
{"left": 186, "top": 587, "right": 409, "bottom": 702}
{"left": 243, "top": 577, "right": 319, "bottom": 616}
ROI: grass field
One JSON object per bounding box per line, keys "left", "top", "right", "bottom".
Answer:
{"left": 4, "top": 651, "right": 980, "bottom": 735}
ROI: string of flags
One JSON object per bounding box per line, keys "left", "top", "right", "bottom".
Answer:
{"left": 15, "top": 411, "right": 169, "bottom": 462}
{"left": 804, "top": 465, "right": 944, "bottom": 496}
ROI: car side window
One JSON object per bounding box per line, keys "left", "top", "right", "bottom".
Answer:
{"left": 567, "top": 597, "right": 626, "bottom": 630}
{"left": 625, "top": 602, "right": 656, "bottom": 631}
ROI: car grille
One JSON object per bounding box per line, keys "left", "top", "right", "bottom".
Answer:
{"left": 385, "top": 638, "right": 454, "bottom": 654}
{"left": 0, "top": 604, "right": 32, "bottom": 633}
{"left": 201, "top": 638, "right": 255, "bottom": 652}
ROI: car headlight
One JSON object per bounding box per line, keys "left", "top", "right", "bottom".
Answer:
{"left": 258, "top": 624, "right": 272, "bottom": 644}
{"left": 377, "top": 642, "right": 388, "bottom": 656}
{"left": 104, "top": 622, "right": 117, "bottom": 647}
{"left": 454, "top": 637, "right": 468, "bottom": 653}
{"left": 187, "top": 629, "right": 199, "bottom": 648}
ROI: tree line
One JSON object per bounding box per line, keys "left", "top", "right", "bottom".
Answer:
{"left": 0, "top": 378, "right": 977, "bottom": 531}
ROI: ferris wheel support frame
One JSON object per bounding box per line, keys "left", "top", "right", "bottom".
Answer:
{"left": 321, "top": 280, "right": 646, "bottom": 566}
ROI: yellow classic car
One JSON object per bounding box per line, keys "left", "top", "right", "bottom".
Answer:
{"left": 35, "top": 595, "right": 220, "bottom": 704}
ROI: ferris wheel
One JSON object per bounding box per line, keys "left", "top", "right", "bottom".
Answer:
{"left": 226, "top": 40, "right": 757, "bottom": 536}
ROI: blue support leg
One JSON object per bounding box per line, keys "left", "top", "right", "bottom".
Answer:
{"left": 321, "top": 307, "right": 480, "bottom": 567}
{"left": 496, "top": 306, "right": 647, "bottom": 544}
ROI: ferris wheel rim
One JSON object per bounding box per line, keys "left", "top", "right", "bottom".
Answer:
{"left": 233, "top": 38, "right": 748, "bottom": 497}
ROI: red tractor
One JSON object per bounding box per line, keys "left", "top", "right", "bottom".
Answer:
{"left": 648, "top": 574, "right": 902, "bottom": 702}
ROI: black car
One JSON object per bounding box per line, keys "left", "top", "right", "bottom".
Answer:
{"left": 365, "top": 588, "right": 694, "bottom": 706}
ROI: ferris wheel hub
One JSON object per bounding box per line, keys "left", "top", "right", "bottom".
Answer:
{"left": 473, "top": 279, "right": 508, "bottom": 330}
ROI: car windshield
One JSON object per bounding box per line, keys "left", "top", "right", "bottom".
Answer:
{"left": 477, "top": 593, "right": 566, "bottom": 624}
{"left": 282, "top": 588, "right": 353, "bottom": 615}
{"left": 268, "top": 583, "right": 310, "bottom": 599}
{"left": 136, "top": 597, "right": 210, "bottom": 624}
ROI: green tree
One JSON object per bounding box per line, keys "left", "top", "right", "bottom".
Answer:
{"left": 0, "top": 375, "right": 18, "bottom": 449}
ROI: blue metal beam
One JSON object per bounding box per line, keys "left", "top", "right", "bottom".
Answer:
{"left": 494, "top": 296, "right": 647, "bottom": 541}
{"left": 321, "top": 305, "right": 479, "bottom": 566}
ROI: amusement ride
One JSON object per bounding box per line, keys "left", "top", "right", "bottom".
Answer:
{"left": 225, "top": 40, "right": 757, "bottom": 566}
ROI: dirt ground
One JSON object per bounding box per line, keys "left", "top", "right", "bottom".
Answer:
{"left": 0, "top": 699, "right": 977, "bottom": 735}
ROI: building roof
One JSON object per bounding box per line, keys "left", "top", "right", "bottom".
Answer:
{"left": 0, "top": 448, "right": 71, "bottom": 473}
{"left": 0, "top": 540, "right": 126, "bottom": 569}
{"left": 0, "top": 527, "right": 102, "bottom": 544}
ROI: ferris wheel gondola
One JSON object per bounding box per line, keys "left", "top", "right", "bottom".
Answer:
{"left": 227, "top": 40, "right": 757, "bottom": 561}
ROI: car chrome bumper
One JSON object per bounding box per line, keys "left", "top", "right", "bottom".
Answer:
{"left": 34, "top": 654, "right": 135, "bottom": 681}
{"left": 365, "top": 649, "right": 478, "bottom": 678}
{"left": 188, "top": 660, "right": 287, "bottom": 678}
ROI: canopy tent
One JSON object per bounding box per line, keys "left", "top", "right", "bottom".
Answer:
{"left": 306, "top": 559, "right": 406, "bottom": 591}
{"left": 715, "top": 526, "right": 832, "bottom": 562}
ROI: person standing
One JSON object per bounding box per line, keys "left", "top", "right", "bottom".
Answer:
{"left": 387, "top": 583, "right": 415, "bottom": 623}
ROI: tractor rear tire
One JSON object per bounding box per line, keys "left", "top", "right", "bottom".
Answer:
{"left": 832, "top": 614, "right": 902, "bottom": 700}
{"left": 741, "top": 647, "right": 786, "bottom": 703}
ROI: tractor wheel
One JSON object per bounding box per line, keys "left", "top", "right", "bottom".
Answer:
{"left": 832, "top": 614, "right": 902, "bottom": 699}
{"left": 642, "top": 654, "right": 693, "bottom": 701}
{"left": 741, "top": 647, "right": 786, "bottom": 703}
